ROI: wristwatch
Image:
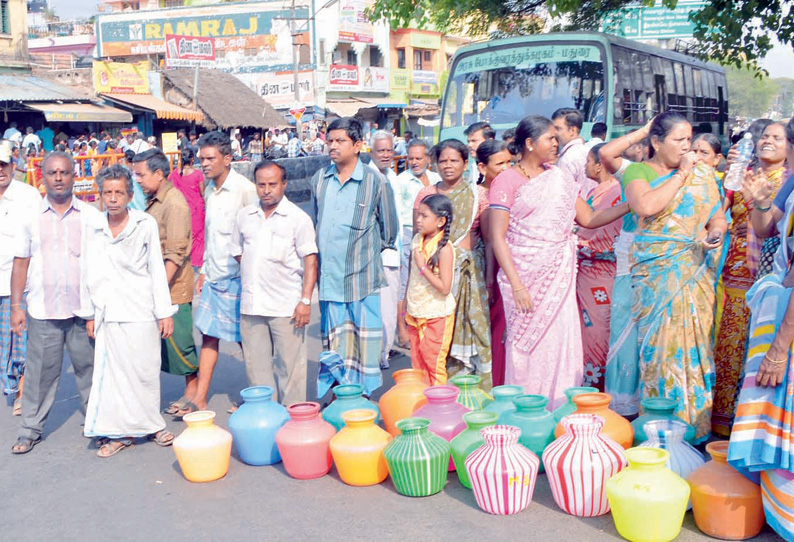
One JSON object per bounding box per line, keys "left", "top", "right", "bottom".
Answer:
{"left": 300, "top": 297, "right": 311, "bottom": 305}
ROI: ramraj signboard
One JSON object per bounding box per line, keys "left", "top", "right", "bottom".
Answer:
{"left": 96, "top": 1, "right": 309, "bottom": 72}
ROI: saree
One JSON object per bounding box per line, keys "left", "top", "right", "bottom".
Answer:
{"left": 490, "top": 167, "right": 582, "bottom": 410}
{"left": 576, "top": 178, "right": 622, "bottom": 391}
{"left": 415, "top": 182, "right": 492, "bottom": 389}
{"left": 752, "top": 167, "right": 786, "bottom": 278}
{"left": 632, "top": 162, "right": 721, "bottom": 443}
{"left": 728, "top": 200, "right": 794, "bottom": 542}
{"left": 712, "top": 188, "right": 754, "bottom": 435}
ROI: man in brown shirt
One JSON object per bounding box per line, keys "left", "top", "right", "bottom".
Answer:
{"left": 132, "top": 149, "right": 199, "bottom": 417}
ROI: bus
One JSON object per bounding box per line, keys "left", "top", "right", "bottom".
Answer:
{"left": 440, "top": 32, "right": 728, "bottom": 144}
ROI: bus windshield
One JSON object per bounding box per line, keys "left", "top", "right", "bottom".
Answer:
{"left": 442, "top": 43, "right": 606, "bottom": 130}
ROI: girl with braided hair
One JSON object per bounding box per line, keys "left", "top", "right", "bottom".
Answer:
{"left": 405, "top": 194, "right": 456, "bottom": 385}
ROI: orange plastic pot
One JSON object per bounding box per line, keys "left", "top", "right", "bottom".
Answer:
{"left": 554, "top": 392, "right": 633, "bottom": 449}
{"left": 687, "top": 441, "right": 765, "bottom": 540}
{"left": 329, "top": 409, "right": 393, "bottom": 486}
{"left": 379, "top": 369, "right": 429, "bottom": 436}
{"left": 173, "top": 411, "right": 233, "bottom": 483}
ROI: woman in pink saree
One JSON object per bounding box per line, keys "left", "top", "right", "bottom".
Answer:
{"left": 489, "top": 116, "right": 630, "bottom": 408}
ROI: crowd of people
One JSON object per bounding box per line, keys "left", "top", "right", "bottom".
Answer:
{"left": 3, "top": 110, "right": 794, "bottom": 533}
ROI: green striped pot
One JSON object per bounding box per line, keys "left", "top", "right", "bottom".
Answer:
{"left": 384, "top": 417, "right": 451, "bottom": 497}
{"left": 449, "top": 374, "right": 493, "bottom": 410}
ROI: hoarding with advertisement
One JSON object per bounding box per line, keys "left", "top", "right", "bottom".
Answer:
{"left": 328, "top": 64, "right": 388, "bottom": 92}
{"left": 96, "top": 2, "right": 309, "bottom": 72}
{"left": 337, "top": 0, "right": 373, "bottom": 44}
{"left": 93, "top": 61, "right": 149, "bottom": 94}
{"left": 411, "top": 69, "right": 439, "bottom": 95}
{"left": 165, "top": 34, "right": 215, "bottom": 67}
{"left": 235, "top": 71, "right": 315, "bottom": 108}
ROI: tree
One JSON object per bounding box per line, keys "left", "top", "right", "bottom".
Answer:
{"left": 725, "top": 66, "right": 779, "bottom": 118}
{"left": 367, "top": 0, "right": 792, "bottom": 71}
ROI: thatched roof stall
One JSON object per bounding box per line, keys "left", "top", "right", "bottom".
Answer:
{"left": 162, "top": 69, "right": 285, "bottom": 130}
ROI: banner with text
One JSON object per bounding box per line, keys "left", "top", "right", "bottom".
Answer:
{"left": 165, "top": 34, "right": 216, "bottom": 67}
{"left": 337, "top": 0, "right": 374, "bottom": 43}
{"left": 236, "top": 71, "right": 315, "bottom": 107}
{"left": 328, "top": 64, "right": 388, "bottom": 92}
{"left": 93, "top": 60, "right": 150, "bottom": 94}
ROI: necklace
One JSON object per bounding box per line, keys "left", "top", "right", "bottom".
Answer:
{"left": 517, "top": 162, "right": 536, "bottom": 179}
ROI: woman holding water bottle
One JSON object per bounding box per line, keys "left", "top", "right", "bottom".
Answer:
{"left": 622, "top": 112, "right": 727, "bottom": 443}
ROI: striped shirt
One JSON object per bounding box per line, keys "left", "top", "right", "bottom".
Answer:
{"left": 312, "top": 159, "right": 399, "bottom": 303}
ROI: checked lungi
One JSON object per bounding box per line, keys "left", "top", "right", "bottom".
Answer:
{"left": 319, "top": 292, "right": 383, "bottom": 396}
{"left": 0, "top": 296, "right": 26, "bottom": 395}
{"left": 195, "top": 277, "right": 242, "bottom": 343}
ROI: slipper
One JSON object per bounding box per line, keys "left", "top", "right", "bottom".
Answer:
{"left": 97, "top": 438, "right": 133, "bottom": 458}
{"left": 149, "top": 430, "right": 174, "bottom": 447}
{"left": 173, "top": 401, "right": 199, "bottom": 421}
{"left": 11, "top": 436, "right": 41, "bottom": 455}
{"left": 12, "top": 397, "right": 21, "bottom": 416}
{"left": 227, "top": 403, "right": 239, "bottom": 414}
{"left": 90, "top": 436, "right": 110, "bottom": 449}
{"left": 164, "top": 397, "right": 188, "bottom": 415}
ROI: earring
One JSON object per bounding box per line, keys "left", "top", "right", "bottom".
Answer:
{"left": 528, "top": 146, "right": 533, "bottom": 152}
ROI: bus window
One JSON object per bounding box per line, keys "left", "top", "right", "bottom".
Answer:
{"left": 674, "top": 63, "right": 686, "bottom": 116}
{"left": 614, "top": 47, "right": 632, "bottom": 123}
{"left": 684, "top": 66, "right": 695, "bottom": 121}
{"left": 637, "top": 54, "right": 654, "bottom": 122}
{"left": 663, "top": 59, "right": 676, "bottom": 112}
{"left": 693, "top": 69, "right": 703, "bottom": 122}
{"left": 443, "top": 43, "right": 606, "bottom": 128}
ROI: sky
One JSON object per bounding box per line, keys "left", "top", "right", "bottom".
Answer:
{"left": 54, "top": 0, "right": 794, "bottom": 78}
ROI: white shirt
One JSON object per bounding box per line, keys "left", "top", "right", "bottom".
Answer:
{"left": 85, "top": 210, "right": 176, "bottom": 323}
{"left": 557, "top": 137, "right": 598, "bottom": 198}
{"left": 275, "top": 133, "right": 288, "bottom": 147}
{"left": 16, "top": 196, "right": 103, "bottom": 320}
{"left": 367, "top": 162, "right": 401, "bottom": 268}
{"left": 230, "top": 197, "right": 317, "bottom": 317}
{"left": 202, "top": 168, "right": 258, "bottom": 282}
{"left": 585, "top": 137, "right": 604, "bottom": 150}
{"left": 395, "top": 168, "right": 441, "bottom": 227}
{"left": 130, "top": 139, "right": 151, "bottom": 154}
{"left": 231, "top": 138, "right": 242, "bottom": 158}
{"left": 0, "top": 181, "right": 41, "bottom": 296}
{"left": 21, "top": 133, "right": 41, "bottom": 152}
{"left": 3, "top": 127, "right": 21, "bottom": 144}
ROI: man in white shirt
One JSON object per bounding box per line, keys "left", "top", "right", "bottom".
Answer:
{"left": 129, "top": 132, "right": 151, "bottom": 155}
{"left": 585, "top": 121, "right": 608, "bottom": 150}
{"left": 0, "top": 140, "right": 41, "bottom": 416}
{"left": 274, "top": 129, "right": 288, "bottom": 150}
{"left": 3, "top": 122, "right": 22, "bottom": 146}
{"left": 21, "top": 127, "right": 41, "bottom": 153}
{"left": 394, "top": 139, "right": 441, "bottom": 325}
{"left": 552, "top": 108, "right": 597, "bottom": 198}
{"left": 368, "top": 131, "right": 401, "bottom": 369}
{"left": 231, "top": 160, "right": 318, "bottom": 405}
{"left": 10, "top": 151, "right": 101, "bottom": 454}
{"left": 187, "top": 131, "right": 257, "bottom": 416}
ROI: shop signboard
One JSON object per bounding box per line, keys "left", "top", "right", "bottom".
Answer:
{"left": 96, "top": 2, "right": 309, "bottom": 71}
{"left": 93, "top": 60, "right": 150, "bottom": 94}
{"left": 409, "top": 32, "right": 441, "bottom": 50}
{"left": 411, "top": 69, "right": 439, "bottom": 96}
{"left": 164, "top": 34, "right": 215, "bottom": 67}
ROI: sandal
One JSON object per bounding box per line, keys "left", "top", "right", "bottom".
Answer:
{"left": 164, "top": 397, "right": 188, "bottom": 415}
{"left": 90, "top": 436, "right": 110, "bottom": 449}
{"left": 149, "top": 429, "right": 174, "bottom": 447}
{"left": 173, "top": 401, "right": 199, "bottom": 421}
{"left": 11, "top": 436, "right": 41, "bottom": 455}
{"left": 12, "top": 397, "right": 21, "bottom": 416}
{"left": 97, "top": 438, "right": 133, "bottom": 458}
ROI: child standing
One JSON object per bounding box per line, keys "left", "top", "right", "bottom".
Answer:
{"left": 405, "top": 194, "right": 456, "bottom": 385}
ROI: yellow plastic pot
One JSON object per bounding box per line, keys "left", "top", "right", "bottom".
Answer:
{"left": 606, "top": 447, "right": 690, "bottom": 542}
{"left": 173, "top": 410, "right": 233, "bottom": 483}
{"left": 329, "top": 409, "right": 392, "bottom": 486}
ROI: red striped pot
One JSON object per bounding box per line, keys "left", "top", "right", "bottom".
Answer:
{"left": 465, "top": 425, "right": 540, "bottom": 515}
{"left": 542, "top": 413, "right": 627, "bottom": 517}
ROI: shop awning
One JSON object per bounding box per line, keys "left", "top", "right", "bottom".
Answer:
{"left": 26, "top": 102, "right": 133, "bottom": 123}
{"left": 101, "top": 93, "right": 203, "bottom": 122}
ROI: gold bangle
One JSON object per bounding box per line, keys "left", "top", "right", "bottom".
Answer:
{"left": 513, "top": 286, "right": 526, "bottom": 293}
{"left": 764, "top": 353, "right": 788, "bottom": 365}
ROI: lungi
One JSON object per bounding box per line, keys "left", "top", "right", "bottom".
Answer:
{"left": 195, "top": 277, "right": 242, "bottom": 342}
{"left": 161, "top": 303, "right": 198, "bottom": 375}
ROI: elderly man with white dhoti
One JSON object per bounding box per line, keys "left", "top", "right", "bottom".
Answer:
{"left": 83, "top": 164, "right": 177, "bottom": 458}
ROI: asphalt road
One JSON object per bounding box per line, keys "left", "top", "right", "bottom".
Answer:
{"left": 0, "top": 311, "right": 783, "bottom": 542}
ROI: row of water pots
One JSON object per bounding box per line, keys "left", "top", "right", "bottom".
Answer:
{"left": 171, "top": 370, "right": 765, "bottom": 542}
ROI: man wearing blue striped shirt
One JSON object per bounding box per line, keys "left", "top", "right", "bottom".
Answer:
{"left": 311, "top": 117, "right": 399, "bottom": 397}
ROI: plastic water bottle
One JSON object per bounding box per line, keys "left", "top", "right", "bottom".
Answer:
{"left": 723, "top": 133, "right": 754, "bottom": 191}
